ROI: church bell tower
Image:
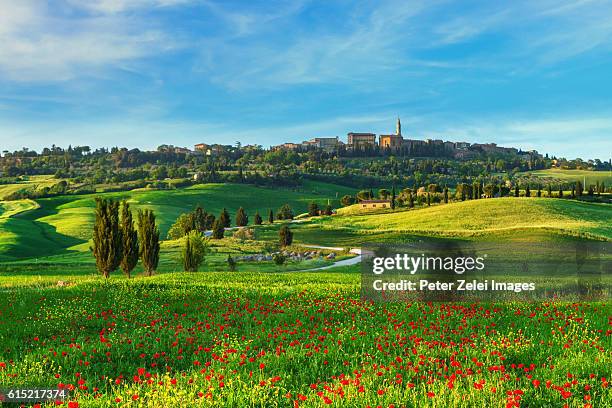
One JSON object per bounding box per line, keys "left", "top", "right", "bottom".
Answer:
{"left": 396, "top": 117, "right": 401, "bottom": 136}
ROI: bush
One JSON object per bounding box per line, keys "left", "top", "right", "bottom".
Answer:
{"left": 277, "top": 204, "right": 294, "bottom": 220}
{"left": 227, "top": 255, "right": 237, "bottom": 271}
{"left": 233, "top": 227, "right": 255, "bottom": 241}
{"left": 273, "top": 253, "right": 286, "bottom": 265}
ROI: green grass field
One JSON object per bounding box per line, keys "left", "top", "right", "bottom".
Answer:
{"left": 0, "top": 179, "right": 610, "bottom": 407}
{"left": 326, "top": 198, "right": 611, "bottom": 240}
{"left": 0, "top": 175, "right": 65, "bottom": 200}
{"left": 519, "top": 168, "right": 612, "bottom": 185}
{"left": 0, "top": 271, "right": 609, "bottom": 407}
{"left": 0, "top": 181, "right": 354, "bottom": 261}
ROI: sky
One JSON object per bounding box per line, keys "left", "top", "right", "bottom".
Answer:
{"left": 0, "top": 0, "right": 611, "bottom": 160}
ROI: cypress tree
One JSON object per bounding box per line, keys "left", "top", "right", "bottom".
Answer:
{"left": 514, "top": 185, "right": 519, "bottom": 197}
{"left": 93, "top": 198, "right": 122, "bottom": 279}
{"left": 193, "top": 206, "right": 207, "bottom": 232}
{"left": 427, "top": 192, "right": 431, "bottom": 206}
{"left": 235, "top": 207, "right": 248, "bottom": 227}
{"left": 537, "top": 186, "right": 541, "bottom": 197}
{"left": 525, "top": 185, "right": 531, "bottom": 197}
{"left": 391, "top": 185, "right": 396, "bottom": 209}
{"left": 182, "top": 231, "right": 206, "bottom": 272}
{"left": 138, "top": 209, "right": 160, "bottom": 277}
{"left": 559, "top": 186, "right": 563, "bottom": 198}
{"left": 254, "top": 211, "right": 263, "bottom": 225}
{"left": 119, "top": 200, "right": 139, "bottom": 279}
{"left": 212, "top": 218, "right": 224, "bottom": 239}
{"left": 408, "top": 193, "right": 414, "bottom": 208}
{"left": 547, "top": 184, "right": 552, "bottom": 197}
{"left": 279, "top": 225, "right": 293, "bottom": 247}
{"left": 443, "top": 186, "right": 449, "bottom": 203}
{"left": 219, "top": 208, "right": 231, "bottom": 228}
{"left": 576, "top": 181, "right": 583, "bottom": 196}
{"left": 268, "top": 209, "right": 274, "bottom": 224}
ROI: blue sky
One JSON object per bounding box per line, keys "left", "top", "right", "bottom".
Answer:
{"left": 0, "top": 0, "right": 611, "bottom": 159}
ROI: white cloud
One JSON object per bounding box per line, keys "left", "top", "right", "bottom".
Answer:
{"left": 0, "top": 1, "right": 181, "bottom": 81}
{"left": 66, "top": 0, "right": 193, "bottom": 14}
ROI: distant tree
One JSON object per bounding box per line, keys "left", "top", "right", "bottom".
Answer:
{"left": 308, "top": 202, "right": 319, "bottom": 217}
{"left": 427, "top": 192, "right": 431, "bottom": 206}
{"left": 92, "top": 198, "right": 122, "bottom": 279}
{"left": 443, "top": 186, "right": 449, "bottom": 203}
{"left": 558, "top": 186, "right": 563, "bottom": 198}
{"left": 391, "top": 186, "right": 396, "bottom": 209}
{"left": 547, "top": 184, "right": 552, "bottom": 197}
{"left": 219, "top": 208, "right": 231, "bottom": 228}
{"left": 181, "top": 231, "right": 207, "bottom": 272}
{"left": 525, "top": 185, "right": 531, "bottom": 197}
{"left": 235, "top": 207, "right": 248, "bottom": 227}
{"left": 408, "top": 192, "right": 414, "bottom": 208}
{"left": 277, "top": 204, "right": 294, "bottom": 220}
{"left": 537, "top": 186, "right": 542, "bottom": 197}
{"left": 279, "top": 225, "right": 293, "bottom": 247}
{"left": 571, "top": 185, "right": 575, "bottom": 199}
{"left": 138, "top": 209, "right": 160, "bottom": 277}
{"left": 378, "top": 189, "right": 390, "bottom": 199}
{"left": 193, "top": 206, "right": 208, "bottom": 232}
{"left": 588, "top": 185, "right": 594, "bottom": 196}
{"left": 576, "top": 181, "right": 583, "bottom": 196}
{"left": 323, "top": 204, "right": 333, "bottom": 215}
{"left": 254, "top": 211, "right": 263, "bottom": 225}
{"left": 356, "top": 190, "right": 372, "bottom": 201}
{"left": 514, "top": 185, "right": 520, "bottom": 197}
{"left": 227, "top": 254, "right": 237, "bottom": 272}
{"left": 341, "top": 195, "right": 354, "bottom": 206}
{"left": 212, "top": 218, "right": 224, "bottom": 239}
{"left": 119, "top": 201, "right": 139, "bottom": 278}
{"left": 167, "top": 212, "right": 196, "bottom": 240}
{"left": 268, "top": 209, "right": 274, "bottom": 224}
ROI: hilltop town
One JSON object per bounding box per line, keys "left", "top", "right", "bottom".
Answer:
{"left": 185, "top": 117, "right": 540, "bottom": 160}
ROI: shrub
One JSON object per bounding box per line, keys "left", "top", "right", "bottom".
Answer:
{"left": 233, "top": 227, "right": 255, "bottom": 241}
{"left": 227, "top": 255, "right": 237, "bottom": 271}
{"left": 273, "top": 253, "right": 286, "bottom": 265}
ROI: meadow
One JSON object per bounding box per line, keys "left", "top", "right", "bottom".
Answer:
{"left": 0, "top": 271, "right": 610, "bottom": 407}
{"left": 0, "top": 175, "right": 610, "bottom": 407}
{"left": 519, "top": 169, "right": 612, "bottom": 186}
{"left": 0, "top": 181, "right": 354, "bottom": 261}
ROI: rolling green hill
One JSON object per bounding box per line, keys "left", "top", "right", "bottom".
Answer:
{"left": 520, "top": 169, "right": 612, "bottom": 185}
{"left": 325, "top": 198, "right": 611, "bottom": 240}
{"left": 0, "top": 181, "right": 354, "bottom": 261}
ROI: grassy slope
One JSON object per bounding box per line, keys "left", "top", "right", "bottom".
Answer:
{"left": 325, "top": 198, "right": 611, "bottom": 240}
{"left": 0, "top": 175, "right": 64, "bottom": 200}
{"left": 0, "top": 181, "right": 354, "bottom": 261}
{"left": 521, "top": 168, "right": 612, "bottom": 184}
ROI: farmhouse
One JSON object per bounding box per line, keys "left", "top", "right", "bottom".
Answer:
{"left": 359, "top": 199, "right": 392, "bottom": 210}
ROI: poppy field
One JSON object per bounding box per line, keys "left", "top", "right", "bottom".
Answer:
{"left": 0, "top": 271, "right": 610, "bottom": 407}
